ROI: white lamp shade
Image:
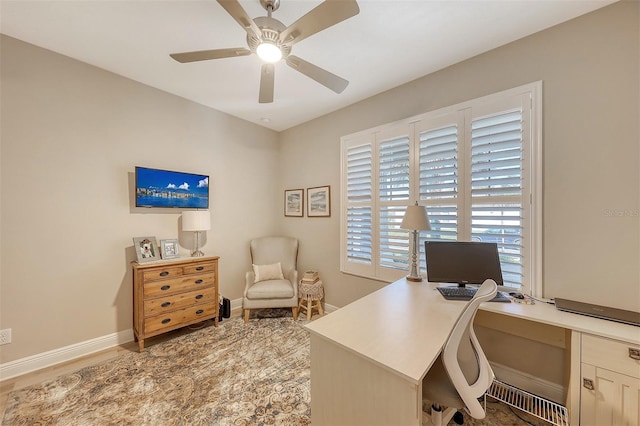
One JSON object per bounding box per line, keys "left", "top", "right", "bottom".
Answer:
{"left": 182, "top": 210, "right": 211, "bottom": 231}
{"left": 400, "top": 205, "right": 431, "bottom": 231}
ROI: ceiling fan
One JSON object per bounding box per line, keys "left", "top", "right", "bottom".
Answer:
{"left": 170, "top": 0, "right": 360, "bottom": 103}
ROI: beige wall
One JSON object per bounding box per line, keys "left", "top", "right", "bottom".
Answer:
{"left": 279, "top": 1, "right": 640, "bottom": 312}
{"left": 0, "top": 35, "right": 280, "bottom": 363}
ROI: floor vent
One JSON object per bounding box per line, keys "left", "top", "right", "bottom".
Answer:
{"left": 486, "top": 379, "right": 569, "bottom": 426}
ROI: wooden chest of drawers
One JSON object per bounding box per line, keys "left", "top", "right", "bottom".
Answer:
{"left": 132, "top": 256, "right": 219, "bottom": 351}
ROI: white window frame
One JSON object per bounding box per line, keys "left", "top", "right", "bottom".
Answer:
{"left": 340, "top": 82, "right": 542, "bottom": 296}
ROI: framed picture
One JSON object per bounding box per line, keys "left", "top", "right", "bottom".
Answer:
{"left": 284, "top": 188, "right": 304, "bottom": 217}
{"left": 160, "top": 239, "right": 180, "bottom": 259}
{"left": 133, "top": 236, "right": 160, "bottom": 263}
{"left": 307, "top": 185, "right": 331, "bottom": 217}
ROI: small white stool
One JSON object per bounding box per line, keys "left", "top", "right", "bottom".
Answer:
{"left": 298, "top": 280, "right": 324, "bottom": 320}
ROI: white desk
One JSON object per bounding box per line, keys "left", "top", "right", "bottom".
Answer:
{"left": 305, "top": 278, "right": 640, "bottom": 426}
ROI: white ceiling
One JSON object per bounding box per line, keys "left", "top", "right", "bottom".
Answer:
{"left": 1, "top": 0, "right": 615, "bottom": 131}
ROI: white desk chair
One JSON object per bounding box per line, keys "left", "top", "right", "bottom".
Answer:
{"left": 422, "top": 279, "right": 497, "bottom": 426}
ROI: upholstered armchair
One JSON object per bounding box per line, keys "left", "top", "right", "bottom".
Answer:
{"left": 243, "top": 236, "right": 299, "bottom": 323}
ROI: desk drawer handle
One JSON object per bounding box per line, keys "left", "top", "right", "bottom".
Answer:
{"left": 161, "top": 302, "right": 171, "bottom": 308}
{"left": 195, "top": 279, "right": 203, "bottom": 284}
{"left": 629, "top": 348, "right": 640, "bottom": 360}
{"left": 583, "top": 378, "right": 595, "bottom": 390}
{"left": 159, "top": 271, "right": 169, "bottom": 277}
{"left": 196, "top": 266, "right": 204, "bottom": 271}
{"left": 196, "top": 309, "right": 204, "bottom": 315}
{"left": 195, "top": 294, "right": 203, "bottom": 300}
{"left": 161, "top": 318, "right": 171, "bottom": 325}
{"left": 161, "top": 285, "right": 171, "bottom": 291}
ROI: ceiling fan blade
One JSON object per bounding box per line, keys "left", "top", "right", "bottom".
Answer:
{"left": 170, "top": 48, "right": 251, "bottom": 63}
{"left": 259, "top": 63, "right": 275, "bottom": 103}
{"left": 286, "top": 55, "right": 348, "bottom": 94}
{"left": 217, "top": 0, "right": 262, "bottom": 39}
{"left": 279, "top": 0, "right": 359, "bottom": 46}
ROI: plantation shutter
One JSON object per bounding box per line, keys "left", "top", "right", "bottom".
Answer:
{"left": 378, "top": 135, "right": 410, "bottom": 271}
{"left": 470, "top": 108, "right": 525, "bottom": 287}
{"left": 340, "top": 82, "right": 539, "bottom": 292}
{"left": 346, "top": 143, "right": 373, "bottom": 266}
{"left": 418, "top": 123, "right": 460, "bottom": 241}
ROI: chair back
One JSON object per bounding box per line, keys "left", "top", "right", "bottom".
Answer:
{"left": 250, "top": 237, "right": 298, "bottom": 277}
{"left": 442, "top": 279, "right": 497, "bottom": 419}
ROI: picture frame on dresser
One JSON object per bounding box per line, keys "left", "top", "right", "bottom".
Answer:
{"left": 160, "top": 239, "right": 179, "bottom": 259}
{"left": 133, "top": 236, "right": 160, "bottom": 262}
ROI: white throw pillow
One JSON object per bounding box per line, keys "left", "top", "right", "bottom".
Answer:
{"left": 253, "top": 262, "right": 284, "bottom": 283}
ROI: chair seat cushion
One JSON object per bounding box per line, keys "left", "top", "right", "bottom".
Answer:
{"left": 246, "top": 279, "right": 294, "bottom": 300}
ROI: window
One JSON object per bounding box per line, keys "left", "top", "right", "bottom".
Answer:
{"left": 341, "top": 82, "right": 542, "bottom": 294}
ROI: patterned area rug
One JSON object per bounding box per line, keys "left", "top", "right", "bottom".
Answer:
{"left": 3, "top": 311, "right": 310, "bottom": 425}
{"left": 4, "top": 309, "right": 547, "bottom": 425}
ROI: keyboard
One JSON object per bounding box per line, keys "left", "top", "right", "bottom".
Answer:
{"left": 437, "top": 286, "right": 511, "bottom": 303}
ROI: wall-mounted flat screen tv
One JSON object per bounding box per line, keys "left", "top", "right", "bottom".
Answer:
{"left": 135, "top": 166, "right": 209, "bottom": 209}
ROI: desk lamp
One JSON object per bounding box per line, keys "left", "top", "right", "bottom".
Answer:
{"left": 400, "top": 202, "right": 431, "bottom": 282}
{"left": 181, "top": 210, "right": 211, "bottom": 257}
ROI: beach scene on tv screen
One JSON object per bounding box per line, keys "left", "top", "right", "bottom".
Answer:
{"left": 136, "top": 168, "right": 208, "bottom": 208}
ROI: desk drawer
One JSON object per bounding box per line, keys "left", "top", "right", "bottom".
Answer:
{"left": 582, "top": 334, "right": 640, "bottom": 379}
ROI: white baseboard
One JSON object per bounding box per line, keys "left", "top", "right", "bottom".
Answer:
{"left": 230, "top": 297, "right": 242, "bottom": 312}
{"left": 228, "top": 299, "right": 340, "bottom": 314}
{"left": 490, "top": 361, "right": 565, "bottom": 404}
{"left": 324, "top": 302, "right": 339, "bottom": 313}
{"left": 2, "top": 299, "right": 333, "bottom": 382}
{"left": 0, "top": 329, "right": 134, "bottom": 382}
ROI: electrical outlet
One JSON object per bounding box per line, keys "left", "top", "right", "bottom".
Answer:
{"left": 0, "top": 329, "right": 12, "bottom": 345}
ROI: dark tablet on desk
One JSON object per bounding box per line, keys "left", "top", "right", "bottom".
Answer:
{"left": 555, "top": 298, "right": 640, "bottom": 326}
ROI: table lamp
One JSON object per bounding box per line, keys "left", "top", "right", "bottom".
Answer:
{"left": 400, "top": 202, "right": 431, "bottom": 282}
{"left": 182, "top": 210, "right": 211, "bottom": 257}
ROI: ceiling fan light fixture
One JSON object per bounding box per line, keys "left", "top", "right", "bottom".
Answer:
{"left": 256, "top": 42, "right": 282, "bottom": 63}
{"left": 172, "top": 0, "right": 361, "bottom": 103}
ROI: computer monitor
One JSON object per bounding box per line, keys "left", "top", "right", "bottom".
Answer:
{"left": 424, "top": 241, "right": 504, "bottom": 287}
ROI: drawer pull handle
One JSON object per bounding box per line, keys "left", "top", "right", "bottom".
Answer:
{"left": 161, "top": 302, "right": 171, "bottom": 308}
{"left": 196, "top": 309, "right": 204, "bottom": 315}
{"left": 195, "top": 279, "right": 203, "bottom": 284}
{"left": 195, "top": 294, "right": 204, "bottom": 300}
{"left": 161, "top": 285, "right": 171, "bottom": 291}
{"left": 161, "top": 318, "right": 171, "bottom": 325}
{"left": 196, "top": 266, "right": 204, "bottom": 271}
{"left": 159, "top": 271, "right": 169, "bottom": 277}
{"left": 629, "top": 348, "right": 640, "bottom": 360}
{"left": 583, "top": 378, "right": 595, "bottom": 390}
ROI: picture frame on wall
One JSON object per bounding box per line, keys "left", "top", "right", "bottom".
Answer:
{"left": 284, "top": 188, "right": 304, "bottom": 217}
{"left": 307, "top": 185, "right": 331, "bottom": 217}
{"left": 133, "top": 236, "right": 160, "bottom": 263}
{"left": 160, "top": 239, "right": 180, "bottom": 259}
